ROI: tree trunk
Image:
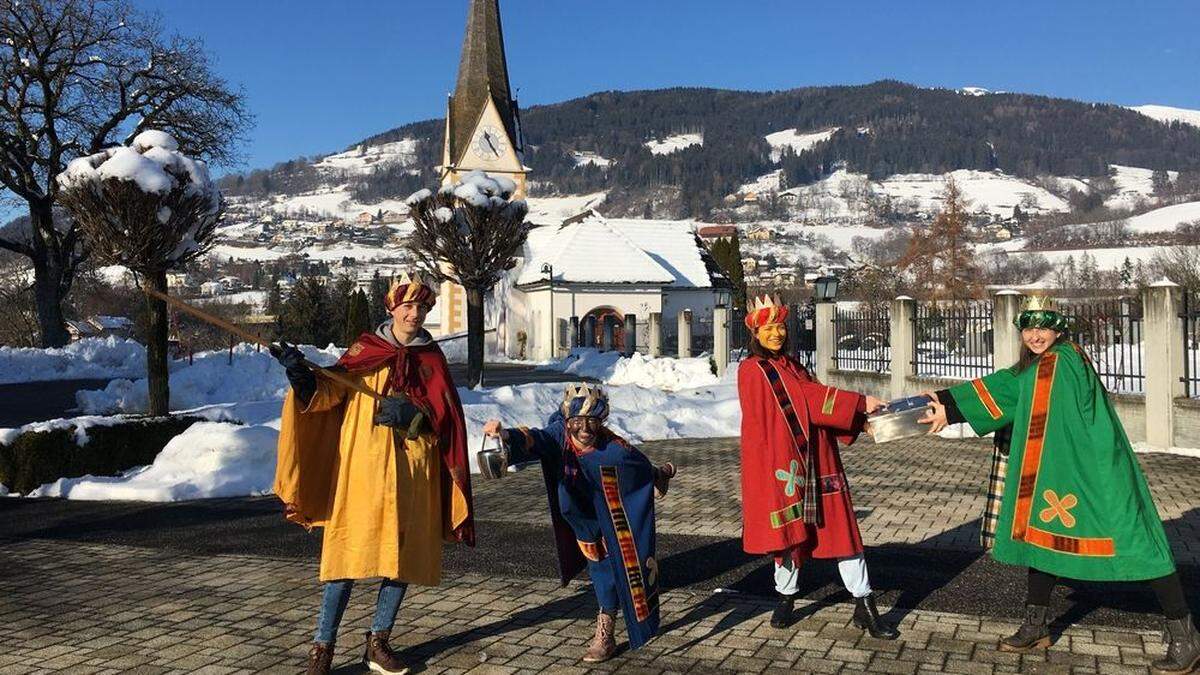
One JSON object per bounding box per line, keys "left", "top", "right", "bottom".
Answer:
{"left": 29, "top": 201, "right": 71, "bottom": 347}
{"left": 145, "top": 269, "right": 171, "bottom": 416}
{"left": 466, "top": 287, "right": 486, "bottom": 388}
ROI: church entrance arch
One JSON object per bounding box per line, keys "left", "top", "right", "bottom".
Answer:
{"left": 582, "top": 306, "right": 625, "bottom": 351}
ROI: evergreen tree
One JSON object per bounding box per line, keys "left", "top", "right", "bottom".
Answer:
{"left": 277, "top": 277, "right": 331, "bottom": 347}
{"left": 343, "top": 289, "right": 372, "bottom": 345}
{"left": 266, "top": 274, "right": 282, "bottom": 316}
{"left": 369, "top": 271, "right": 390, "bottom": 326}
{"left": 1152, "top": 169, "right": 1172, "bottom": 198}
{"left": 710, "top": 236, "right": 748, "bottom": 308}
{"left": 327, "top": 273, "right": 356, "bottom": 346}
{"left": 1120, "top": 257, "right": 1134, "bottom": 289}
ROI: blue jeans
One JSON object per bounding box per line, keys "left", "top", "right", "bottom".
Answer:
{"left": 314, "top": 579, "right": 408, "bottom": 645}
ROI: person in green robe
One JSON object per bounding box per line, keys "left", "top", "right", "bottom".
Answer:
{"left": 920, "top": 296, "right": 1198, "bottom": 675}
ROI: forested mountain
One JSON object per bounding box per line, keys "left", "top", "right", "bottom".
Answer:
{"left": 219, "top": 80, "right": 1200, "bottom": 218}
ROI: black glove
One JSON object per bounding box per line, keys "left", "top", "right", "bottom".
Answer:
{"left": 373, "top": 394, "right": 423, "bottom": 430}
{"left": 270, "top": 340, "right": 316, "bottom": 405}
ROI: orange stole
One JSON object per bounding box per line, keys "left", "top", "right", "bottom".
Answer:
{"left": 1010, "top": 352, "right": 1115, "bottom": 557}
{"left": 971, "top": 378, "right": 1004, "bottom": 420}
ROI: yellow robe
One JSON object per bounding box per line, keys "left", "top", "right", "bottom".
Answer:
{"left": 275, "top": 366, "right": 458, "bottom": 585}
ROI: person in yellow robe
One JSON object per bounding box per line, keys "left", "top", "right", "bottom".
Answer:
{"left": 273, "top": 272, "right": 474, "bottom": 675}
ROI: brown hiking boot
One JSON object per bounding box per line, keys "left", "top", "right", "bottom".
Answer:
{"left": 1152, "top": 614, "right": 1200, "bottom": 675}
{"left": 999, "top": 604, "right": 1052, "bottom": 652}
{"left": 654, "top": 462, "right": 676, "bottom": 498}
{"left": 305, "top": 642, "right": 334, "bottom": 675}
{"left": 363, "top": 630, "right": 410, "bottom": 674}
{"left": 583, "top": 610, "right": 617, "bottom": 663}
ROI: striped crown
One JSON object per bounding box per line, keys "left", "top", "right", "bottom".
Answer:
{"left": 384, "top": 271, "right": 437, "bottom": 310}
{"left": 745, "top": 293, "right": 789, "bottom": 329}
{"left": 560, "top": 383, "right": 610, "bottom": 421}
{"left": 1020, "top": 294, "right": 1058, "bottom": 313}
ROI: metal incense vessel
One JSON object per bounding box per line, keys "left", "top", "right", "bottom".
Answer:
{"left": 869, "top": 395, "right": 934, "bottom": 444}
{"left": 477, "top": 435, "right": 509, "bottom": 480}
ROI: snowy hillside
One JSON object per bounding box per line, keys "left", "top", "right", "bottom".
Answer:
{"left": 312, "top": 139, "right": 420, "bottom": 175}
{"left": 1129, "top": 105, "right": 1200, "bottom": 129}
{"left": 644, "top": 132, "right": 703, "bottom": 155}
{"left": 765, "top": 127, "right": 840, "bottom": 161}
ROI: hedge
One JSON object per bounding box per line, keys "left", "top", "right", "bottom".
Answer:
{"left": 0, "top": 416, "right": 204, "bottom": 495}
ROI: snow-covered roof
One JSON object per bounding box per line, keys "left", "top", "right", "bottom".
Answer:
{"left": 515, "top": 211, "right": 720, "bottom": 288}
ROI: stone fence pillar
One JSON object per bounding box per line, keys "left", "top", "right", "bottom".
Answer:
{"left": 713, "top": 305, "right": 730, "bottom": 376}
{"left": 1143, "top": 281, "right": 1184, "bottom": 447}
{"left": 889, "top": 296, "right": 915, "bottom": 400}
{"left": 993, "top": 290, "right": 1023, "bottom": 371}
{"left": 623, "top": 314, "right": 637, "bottom": 356}
{"left": 814, "top": 301, "right": 836, "bottom": 383}
{"left": 649, "top": 312, "right": 662, "bottom": 358}
{"left": 678, "top": 309, "right": 693, "bottom": 358}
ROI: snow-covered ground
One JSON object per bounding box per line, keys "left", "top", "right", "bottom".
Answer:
{"left": 571, "top": 151, "right": 613, "bottom": 168}
{"left": 4, "top": 345, "right": 736, "bottom": 500}
{"left": 313, "top": 139, "right": 420, "bottom": 175}
{"left": 644, "top": 133, "right": 703, "bottom": 155}
{"left": 0, "top": 337, "right": 147, "bottom": 384}
{"left": 1129, "top": 104, "right": 1200, "bottom": 129}
{"left": 765, "top": 127, "right": 840, "bottom": 161}
{"left": 1105, "top": 165, "right": 1178, "bottom": 210}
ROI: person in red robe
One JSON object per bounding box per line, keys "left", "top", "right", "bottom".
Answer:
{"left": 737, "top": 294, "right": 898, "bottom": 638}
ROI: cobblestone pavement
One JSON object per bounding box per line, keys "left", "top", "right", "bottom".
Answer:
{"left": 0, "top": 539, "right": 1180, "bottom": 675}
{"left": 2, "top": 435, "right": 1198, "bottom": 673}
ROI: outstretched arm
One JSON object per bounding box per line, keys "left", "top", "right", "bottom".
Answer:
{"left": 483, "top": 417, "right": 566, "bottom": 465}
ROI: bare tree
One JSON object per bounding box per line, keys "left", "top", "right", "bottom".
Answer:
{"left": 0, "top": 0, "right": 250, "bottom": 346}
{"left": 57, "top": 130, "right": 222, "bottom": 415}
{"left": 406, "top": 172, "right": 530, "bottom": 387}
{"left": 897, "top": 177, "right": 982, "bottom": 299}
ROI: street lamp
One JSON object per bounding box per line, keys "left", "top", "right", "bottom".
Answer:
{"left": 813, "top": 275, "right": 839, "bottom": 303}
{"left": 542, "top": 263, "right": 555, "bottom": 358}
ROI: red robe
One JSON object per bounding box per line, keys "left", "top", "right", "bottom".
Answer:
{"left": 737, "top": 355, "right": 866, "bottom": 561}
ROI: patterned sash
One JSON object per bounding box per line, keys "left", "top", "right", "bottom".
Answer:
{"left": 756, "top": 359, "right": 822, "bottom": 526}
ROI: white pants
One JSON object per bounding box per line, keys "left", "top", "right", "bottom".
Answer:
{"left": 774, "top": 554, "right": 872, "bottom": 598}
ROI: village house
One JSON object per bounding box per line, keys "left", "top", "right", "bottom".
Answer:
{"left": 498, "top": 210, "right": 733, "bottom": 360}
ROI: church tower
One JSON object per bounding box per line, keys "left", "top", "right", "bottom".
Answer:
{"left": 440, "top": 0, "right": 527, "bottom": 198}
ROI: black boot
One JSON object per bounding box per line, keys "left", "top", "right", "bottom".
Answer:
{"left": 852, "top": 593, "right": 899, "bottom": 640}
{"left": 770, "top": 593, "right": 795, "bottom": 628}
{"left": 1152, "top": 615, "right": 1200, "bottom": 675}
{"left": 999, "top": 604, "right": 1052, "bottom": 652}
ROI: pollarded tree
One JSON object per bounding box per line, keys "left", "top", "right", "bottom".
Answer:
{"left": 56, "top": 129, "right": 222, "bottom": 415}
{"left": 406, "top": 171, "right": 530, "bottom": 387}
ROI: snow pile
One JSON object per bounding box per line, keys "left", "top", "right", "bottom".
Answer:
{"left": 75, "top": 343, "right": 342, "bottom": 415}
{"left": 765, "top": 127, "right": 839, "bottom": 161}
{"left": 30, "top": 422, "right": 280, "bottom": 501}
{"left": 548, "top": 349, "right": 719, "bottom": 392}
{"left": 440, "top": 170, "right": 518, "bottom": 209}
{"left": 644, "top": 133, "right": 703, "bottom": 155}
{"left": 0, "top": 336, "right": 146, "bottom": 384}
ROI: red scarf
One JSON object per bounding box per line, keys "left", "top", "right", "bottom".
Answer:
{"left": 337, "top": 332, "right": 476, "bottom": 546}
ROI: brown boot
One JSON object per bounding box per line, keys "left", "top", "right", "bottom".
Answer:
{"left": 654, "top": 462, "right": 676, "bottom": 498}
{"left": 999, "top": 604, "right": 1052, "bottom": 652}
{"left": 582, "top": 610, "right": 617, "bottom": 663}
{"left": 363, "top": 630, "right": 410, "bottom": 675}
{"left": 1152, "top": 615, "right": 1200, "bottom": 675}
{"left": 305, "top": 642, "right": 334, "bottom": 675}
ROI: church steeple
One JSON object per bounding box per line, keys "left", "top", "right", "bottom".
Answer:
{"left": 441, "top": 0, "right": 525, "bottom": 192}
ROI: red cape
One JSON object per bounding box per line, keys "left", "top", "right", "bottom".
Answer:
{"left": 737, "top": 355, "right": 865, "bottom": 560}
{"left": 336, "top": 332, "right": 476, "bottom": 546}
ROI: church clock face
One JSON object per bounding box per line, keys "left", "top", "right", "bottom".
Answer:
{"left": 472, "top": 124, "right": 508, "bottom": 160}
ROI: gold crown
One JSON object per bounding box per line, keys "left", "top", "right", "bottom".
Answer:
{"left": 564, "top": 382, "right": 606, "bottom": 403}
{"left": 747, "top": 293, "right": 785, "bottom": 313}
{"left": 1020, "top": 294, "right": 1058, "bottom": 313}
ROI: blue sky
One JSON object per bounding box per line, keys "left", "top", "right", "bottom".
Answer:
{"left": 139, "top": 0, "right": 1200, "bottom": 174}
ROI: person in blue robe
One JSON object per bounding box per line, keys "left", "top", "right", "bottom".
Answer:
{"left": 482, "top": 383, "right": 675, "bottom": 663}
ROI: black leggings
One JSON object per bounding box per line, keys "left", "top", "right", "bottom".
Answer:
{"left": 1026, "top": 567, "right": 1190, "bottom": 620}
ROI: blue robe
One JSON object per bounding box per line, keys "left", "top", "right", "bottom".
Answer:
{"left": 506, "top": 412, "right": 661, "bottom": 650}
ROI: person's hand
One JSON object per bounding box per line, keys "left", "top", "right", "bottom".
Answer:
{"left": 270, "top": 340, "right": 308, "bottom": 372}
{"left": 482, "top": 419, "right": 508, "bottom": 441}
{"left": 864, "top": 395, "right": 888, "bottom": 414}
{"left": 863, "top": 420, "right": 874, "bottom": 438}
{"left": 921, "top": 390, "right": 940, "bottom": 404}
{"left": 373, "top": 394, "right": 422, "bottom": 429}
{"left": 919, "top": 401, "right": 949, "bottom": 434}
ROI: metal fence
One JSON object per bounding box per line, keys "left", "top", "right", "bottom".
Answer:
{"left": 1062, "top": 297, "right": 1144, "bottom": 395}
{"left": 833, "top": 304, "right": 890, "bottom": 373}
{"left": 1181, "top": 292, "right": 1200, "bottom": 398}
{"left": 911, "top": 301, "right": 994, "bottom": 379}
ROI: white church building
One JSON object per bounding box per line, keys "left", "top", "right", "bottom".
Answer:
{"left": 497, "top": 210, "right": 734, "bottom": 361}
